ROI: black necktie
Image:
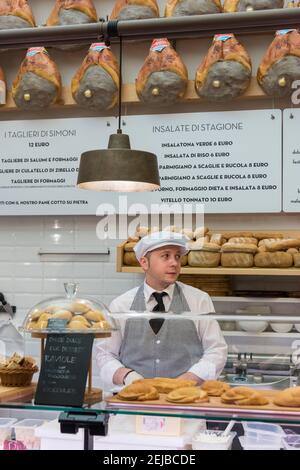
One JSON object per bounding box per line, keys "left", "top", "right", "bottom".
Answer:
{"left": 150, "top": 292, "right": 167, "bottom": 334}
{"left": 152, "top": 292, "right": 167, "bottom": 312}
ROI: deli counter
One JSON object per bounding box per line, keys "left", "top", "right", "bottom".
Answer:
{"left": 1, "top": 298, "right": 300, "bottom": 450}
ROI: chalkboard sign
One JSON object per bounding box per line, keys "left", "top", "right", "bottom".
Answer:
{"left": 35, "top": 333, "right": 94, "bottom": 407}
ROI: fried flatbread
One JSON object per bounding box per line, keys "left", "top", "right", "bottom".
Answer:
{"left": 117, "top": 383, "right": 159, "bottom": 401}
{"left": 166, "top": 387, "right": 208, "bottom": 404}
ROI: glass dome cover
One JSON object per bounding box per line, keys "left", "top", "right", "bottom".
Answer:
{"left": 21, "top": 282, "right": 116, "bottom": 334}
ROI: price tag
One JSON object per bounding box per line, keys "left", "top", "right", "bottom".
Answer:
{"left": 136, "top": 416, "right": 182, "bottom": 436}
{"left": 47, "top": 318, "right": 68, "bottom": 331}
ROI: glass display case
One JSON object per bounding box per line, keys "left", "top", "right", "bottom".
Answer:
{"left": 8, "top": 282, "right": 119, "bottom": 408}
{"left": 20, "top": 282, "right": 117, "bottom": 335}
{"left": 100, "top": 310, "right": 300, "bottom": 416}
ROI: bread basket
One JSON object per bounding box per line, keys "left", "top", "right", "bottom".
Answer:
{"left": 0, "top": 365, "right": 38, "bottom": 387}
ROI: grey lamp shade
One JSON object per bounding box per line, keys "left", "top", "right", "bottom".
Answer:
{"left": 77, "top": 133, "right": 160, "bottom": 192}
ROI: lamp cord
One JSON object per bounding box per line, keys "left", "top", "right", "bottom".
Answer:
{"left": 118, "top": 36, "right": 123, "bottom": 134}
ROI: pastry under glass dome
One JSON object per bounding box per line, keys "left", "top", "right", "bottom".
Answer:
{"left": 21, "top": 282, "right": 117, "bottom": 334}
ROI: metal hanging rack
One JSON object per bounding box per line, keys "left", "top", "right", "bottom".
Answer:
{"left": 0, "top": 10, "right": 300, "bottom": 48}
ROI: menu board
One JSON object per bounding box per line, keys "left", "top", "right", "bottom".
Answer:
{"left": 35, "top": 334, "right": 93, "bottom": 407}
{"left": 0, "top": 110, "right": 282, "bottom": 215}
{"left": 125, "top": 110, "right": 282, "bottom": 213}
{"left": 0, "top": 117, "right": 112, "bottom": 215}
{"left": 283, "top": 109, "right": 300, "bottom": 213}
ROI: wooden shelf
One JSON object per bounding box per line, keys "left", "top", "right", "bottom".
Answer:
{"left": 0, "top": 77, "right": 266, "bottom": 112}
{"left": 117, "top": 231, "right": 300, "bottom": 277}
{"left": 119, "top": 265, "right": 300, "bottom": 276}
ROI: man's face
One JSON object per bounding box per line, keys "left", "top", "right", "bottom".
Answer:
{"left": 139, "top": 245, "right": 182, "bottom": 285}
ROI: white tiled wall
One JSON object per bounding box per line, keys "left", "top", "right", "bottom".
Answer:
{"left": 0, "top": 212, "right": 299, "bottom": 386}
{"left": 0, "top": 214, "right": 145, "bottom": 385}
{"left": 1, "top": 212, "right": 299, "bottom": 325}
{"left": 0, "top": 215, "right": 139, "bottom": 318}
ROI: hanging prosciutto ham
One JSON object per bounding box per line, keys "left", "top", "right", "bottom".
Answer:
{"left": 195, "top": 33, "right": 252, "bottom": 101}
{"left": 0, "top": 0, "right": 35, "bottom": 29}
{"left": 165, "top": 0, "right": 221, "bottom": 17}
{"left": 257, "top": 29, "right": 300, "bottom": 97}
{"left": 46, "top": 0, "right": 97, "bottom": 26}
{"left": 223, "top": 0, "right": 284, "bottom": 12}
{"left": 0, "top": 66, "right": 6, "bottom": 104}
{"left": 12, "top": 47, "right": 62, "bottom": 110}
{"left": 110, "top": 0, "right": 159, "bottom": 20}
{"left": 72, "top": 43, "right": 119, "bottom": 110}
{"left": 136, "top": 38, "right": 188, "bottom": 106}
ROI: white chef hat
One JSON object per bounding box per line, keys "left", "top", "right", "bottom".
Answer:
{"left": 134, "top": 230, "right": 189, "bottom": 261}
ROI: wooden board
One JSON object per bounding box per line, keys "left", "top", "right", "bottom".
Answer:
{"left": 107, "top": 390, "right": 300, "bottom": 414}
{"left": 84, "top": 387, "right": 102, "bottom": 405}
{"left": 31, "top": 332, "right": 111, "bottom": 339}
{"left": 0, "top": 383, "right": 101, "bottom": 405}
{"left": 0, "top": 384, "right": 36, "bottom": 403}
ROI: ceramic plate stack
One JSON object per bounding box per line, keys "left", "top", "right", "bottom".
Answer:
{"left": 179, "top": 275, "right": 232, "bottom": 297}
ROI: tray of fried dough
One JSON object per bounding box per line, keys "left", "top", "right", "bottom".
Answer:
{"left": 107, "top": 379, "right": 300, "bottom": 413}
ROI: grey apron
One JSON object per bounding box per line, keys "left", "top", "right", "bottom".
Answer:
{"left": 119, "top": 283, "right": 204, "bottom": 378}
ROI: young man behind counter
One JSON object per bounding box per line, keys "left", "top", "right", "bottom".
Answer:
{"left": 96, "top": 231, "right": 228, "bottom": 391}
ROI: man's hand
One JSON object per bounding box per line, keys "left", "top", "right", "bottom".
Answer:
{"left": 176, "top": 372, "right": 204, "bottom": 385}
{"left": 124, "top": 371, "right": 144, "bottom": 386}
{"left": 113, "top": 367, "right": 144, "bottom": 386}
{"left": 113, "top": 367, "right": 132, "bottom": 385}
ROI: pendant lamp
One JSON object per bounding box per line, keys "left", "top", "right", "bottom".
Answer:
{"left": 77, "top": 37, "right": 160, "bottom": 192}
